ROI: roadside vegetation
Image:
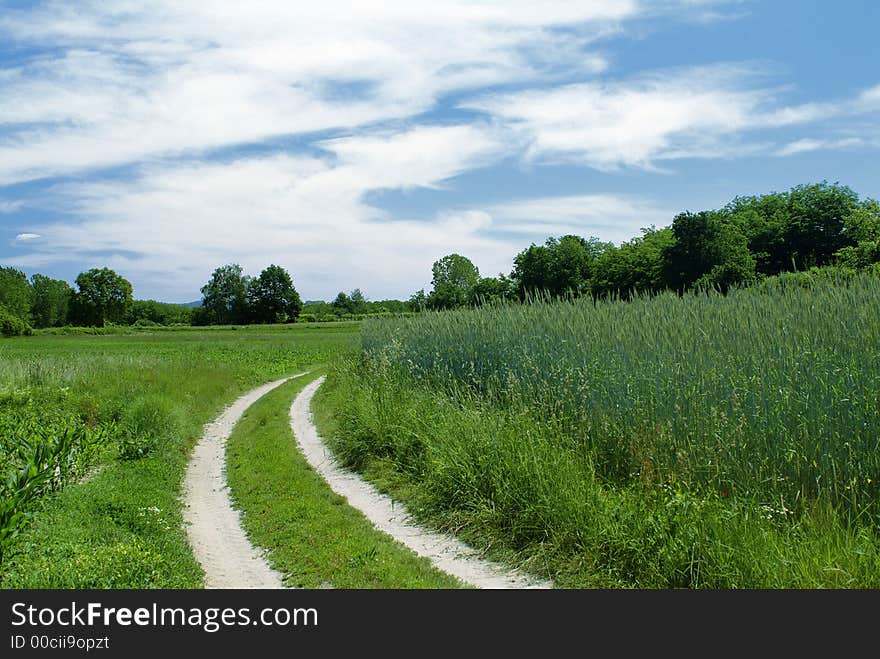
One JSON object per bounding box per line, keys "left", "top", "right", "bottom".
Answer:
{"left": 0, "top": 325, "right": 356, "bottom": 587}
{"left": 317, "top": 269, "right": 880, "bottom": 587}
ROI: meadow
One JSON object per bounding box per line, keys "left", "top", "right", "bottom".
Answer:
{"left": 316, "top": 271, "right": 880, "bottom": 587}
{"left": 4, "top": 272, "right": 879, "bottom": 589}
{"left": 0, "top": 323, "right": 357, "bottom": 587}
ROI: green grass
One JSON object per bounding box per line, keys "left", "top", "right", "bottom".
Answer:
{"left": 225, "top": 374, "right": 465, "bottom": 589}
{"left": 0, "top": 324, "right": 358, "bottom": 587}
{"left": 315, "top": 272, "right": 880, "bottom": 588}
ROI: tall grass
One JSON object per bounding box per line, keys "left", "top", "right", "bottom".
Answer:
{"left": 320, "top": 271, "right": 880, "bottom": 587}
{"left": 361, "top": 271, "right": 880, "bottom": 520}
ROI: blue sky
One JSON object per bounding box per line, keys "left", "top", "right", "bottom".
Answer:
{"left": 1, "top": 0, "right": 878, "bottom": 302}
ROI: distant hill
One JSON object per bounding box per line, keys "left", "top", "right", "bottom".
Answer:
{"left": 179, "top": 300, "right": 202, "bottom": 308}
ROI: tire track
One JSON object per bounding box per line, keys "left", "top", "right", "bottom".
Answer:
{"left": 183, "top": 374, "right": 308, "bottom": 589}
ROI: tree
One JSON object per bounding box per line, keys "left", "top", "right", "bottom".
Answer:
{"left": 662, "top": 211, "right": 756, "bottom": 292}
{"left": 30, "top": 274, "right": 72, "bottom": 328}
{"left": 784, "top": 181, "right": 860, "bottom": 269}
{"left": 592, "top": 226, "right": 674, "bottom": 299}
{"left": 0, "top": 304, "right": 32, "bottom": 336}
{"left": 331, "top": 291, "right": 352, "bottom": 316}
{"left": 0, "top": 266, "right": 33, "bottom": 322}
{"left": 348, "top": 288, "right": 367, "bottom": 315}
{"left": 512, "top": 235, "right": 610, "bottom": 300}
{"left": 428, "top": 253, "right": 480, "bottom": 309}
{"left": 724, "top": 192, "right": 790, "bottom": 276}
{"left": 200, "top": 264, "right": 249, "bottom": 325}
{"left": 127, "top": 299, "right": 192, "bottom": 326}
{"left": 247, "top": 264, "right": 302, "bottom": 324}
{"left": 407, "top": 289, "right": 427, "bottom": 312}
{"left": 511, "top": 243, "right": 552, "bottom": 300}
{"left": 834, "top": 198, "right": 880, "bottom": 269}
{"left": 73, "top": 267, "right": 133, "bottom": 327}
{"left": 468, "top": 275, "right": 514, "bottom": 306}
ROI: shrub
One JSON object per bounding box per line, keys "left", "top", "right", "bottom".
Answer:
{"left": 0, "top": 305, "right": 32, "bottom": 337}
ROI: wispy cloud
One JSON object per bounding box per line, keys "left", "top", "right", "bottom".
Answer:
{"left": 774, "top": 137, "right": 864, "bottom": 157}
{"left": 9, "top": 124, "right": 518, "bottom": 299}
{"left": 0, "top": 1, "right": 639, "bottom": 185}
{"left": 462, "top": 64, "right": 880, "bottom": 171}
{"left": 0, "top": 200, "right": 24, "bottom": 214}
{"left": 2, "top": 1, "right": 875, "bottom": 300}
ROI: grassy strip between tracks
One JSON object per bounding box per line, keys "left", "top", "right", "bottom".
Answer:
{"left": 225, "top": 373, "right": 465, "bottom": 589}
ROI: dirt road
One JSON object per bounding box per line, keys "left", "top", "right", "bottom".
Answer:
{"left": 182, "top": 375, "right": 307, "bottom": 588}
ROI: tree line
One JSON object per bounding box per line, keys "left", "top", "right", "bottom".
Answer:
{"left": 193, "top": 264, "right": 416, "bottom": 325}
{"left": 2, "top": 180, "right": 878, "bottom": 334}
{"left": 413, "top": 181, "right": 880, "bottom": 309}
{"left": 0, "top": 266, "right": 193, "bottom": 336}
{"left": 0, "top": 258, "right": 415, "bottom": 335}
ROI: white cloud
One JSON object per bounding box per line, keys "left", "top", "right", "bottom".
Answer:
{"left": 318, "top": 124, "right": 508, "bottom": 191}
{"left": 12, "top": 123, "right": 675, "bottom": 300}
{"left": 10, "top": 124, "right": 517, "bottom": 300}
{"left": 3, "top": 0, "right": 875, "bottom": 302}
{"left": 14, "top": 233, "right": 41, "bottom": 241}
{"left": 859, "top": 84, "right": 880, "bottom": 109}
{"left": 774, "top": 137, "right": 864, "bottom": 157}
{"left": 0, "top": 1, "right": 639, "bottom": 184}
{"left": 463, "top": 66, "right": 879, "bottom": 170}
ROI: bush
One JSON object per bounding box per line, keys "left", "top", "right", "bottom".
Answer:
{"left": 0, "top": 305, "right": 32, "bottom": 337}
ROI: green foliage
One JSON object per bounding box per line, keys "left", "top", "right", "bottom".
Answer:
{"left": 200, "top": 263, "right": 310, "bottom": 325}
{"left": 834, "top": 199, "right": 880, "bottom": 269}
{"left": 408, "top": 289, "right": 427, "bottom": 311}
{"left": 409, "top": 181, "right": 877, "bottom": 308}
{"left": 469, "top": 275, "right": 514, "bottom": 306}
{"left": 0, "top": 411, "right": 107, "bottom": 562}
{"left": 0, "top": 267, "right": 32, "bottom": 322}
{"left": 512, "top": 235, "right": 610, "bottom": 299}
{"left": 73, "top": 267, "right": 133, "bottom": 327}
{"left": 592, "top": 226, "right": 674, "bottom": 299}
{"left": 29, "top": 274, "right": 73, "bottom": 328}
{"left": 784, "top": 181, "right": 860, "bottom": 268}
{"left": 127, "top": 299, "right": 192, "bottom": 326}
{"left": 308, "top": 295, "right": 411, "bottom": 319}
{"left": 247, "top": 264, "right": 302, "bottom": 323}
{"left": 0, "top": 304, "right": 33, "bottom": 337}
{"left": 428, "top": 253, "right": 480, "bottom": 309}
{"left": 348, "top": 288, "right": 366, "bottom": 315}
{"left": 330, "top": 289, "right": 367, "bottom": 316}
{"left": 116, "top": 395, "right": 184, "bottom": 460}
{"left": 323, "top": 271, "right": 880, "bottom": 586}
{"left": 200, "top": 263, "right": 250, "bottom": 325}
{"left": 663, "top": 211, "right": 756, "bottom": 292}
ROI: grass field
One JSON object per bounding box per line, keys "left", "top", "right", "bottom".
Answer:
{"left": 5, "top": 273, "right": 879, "bottom": 589}
{"left": 0, "top": 323, "right": 357, "bottom": 587}
{"left": 315, "top": 272, "right": 880, "bottom": 588}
